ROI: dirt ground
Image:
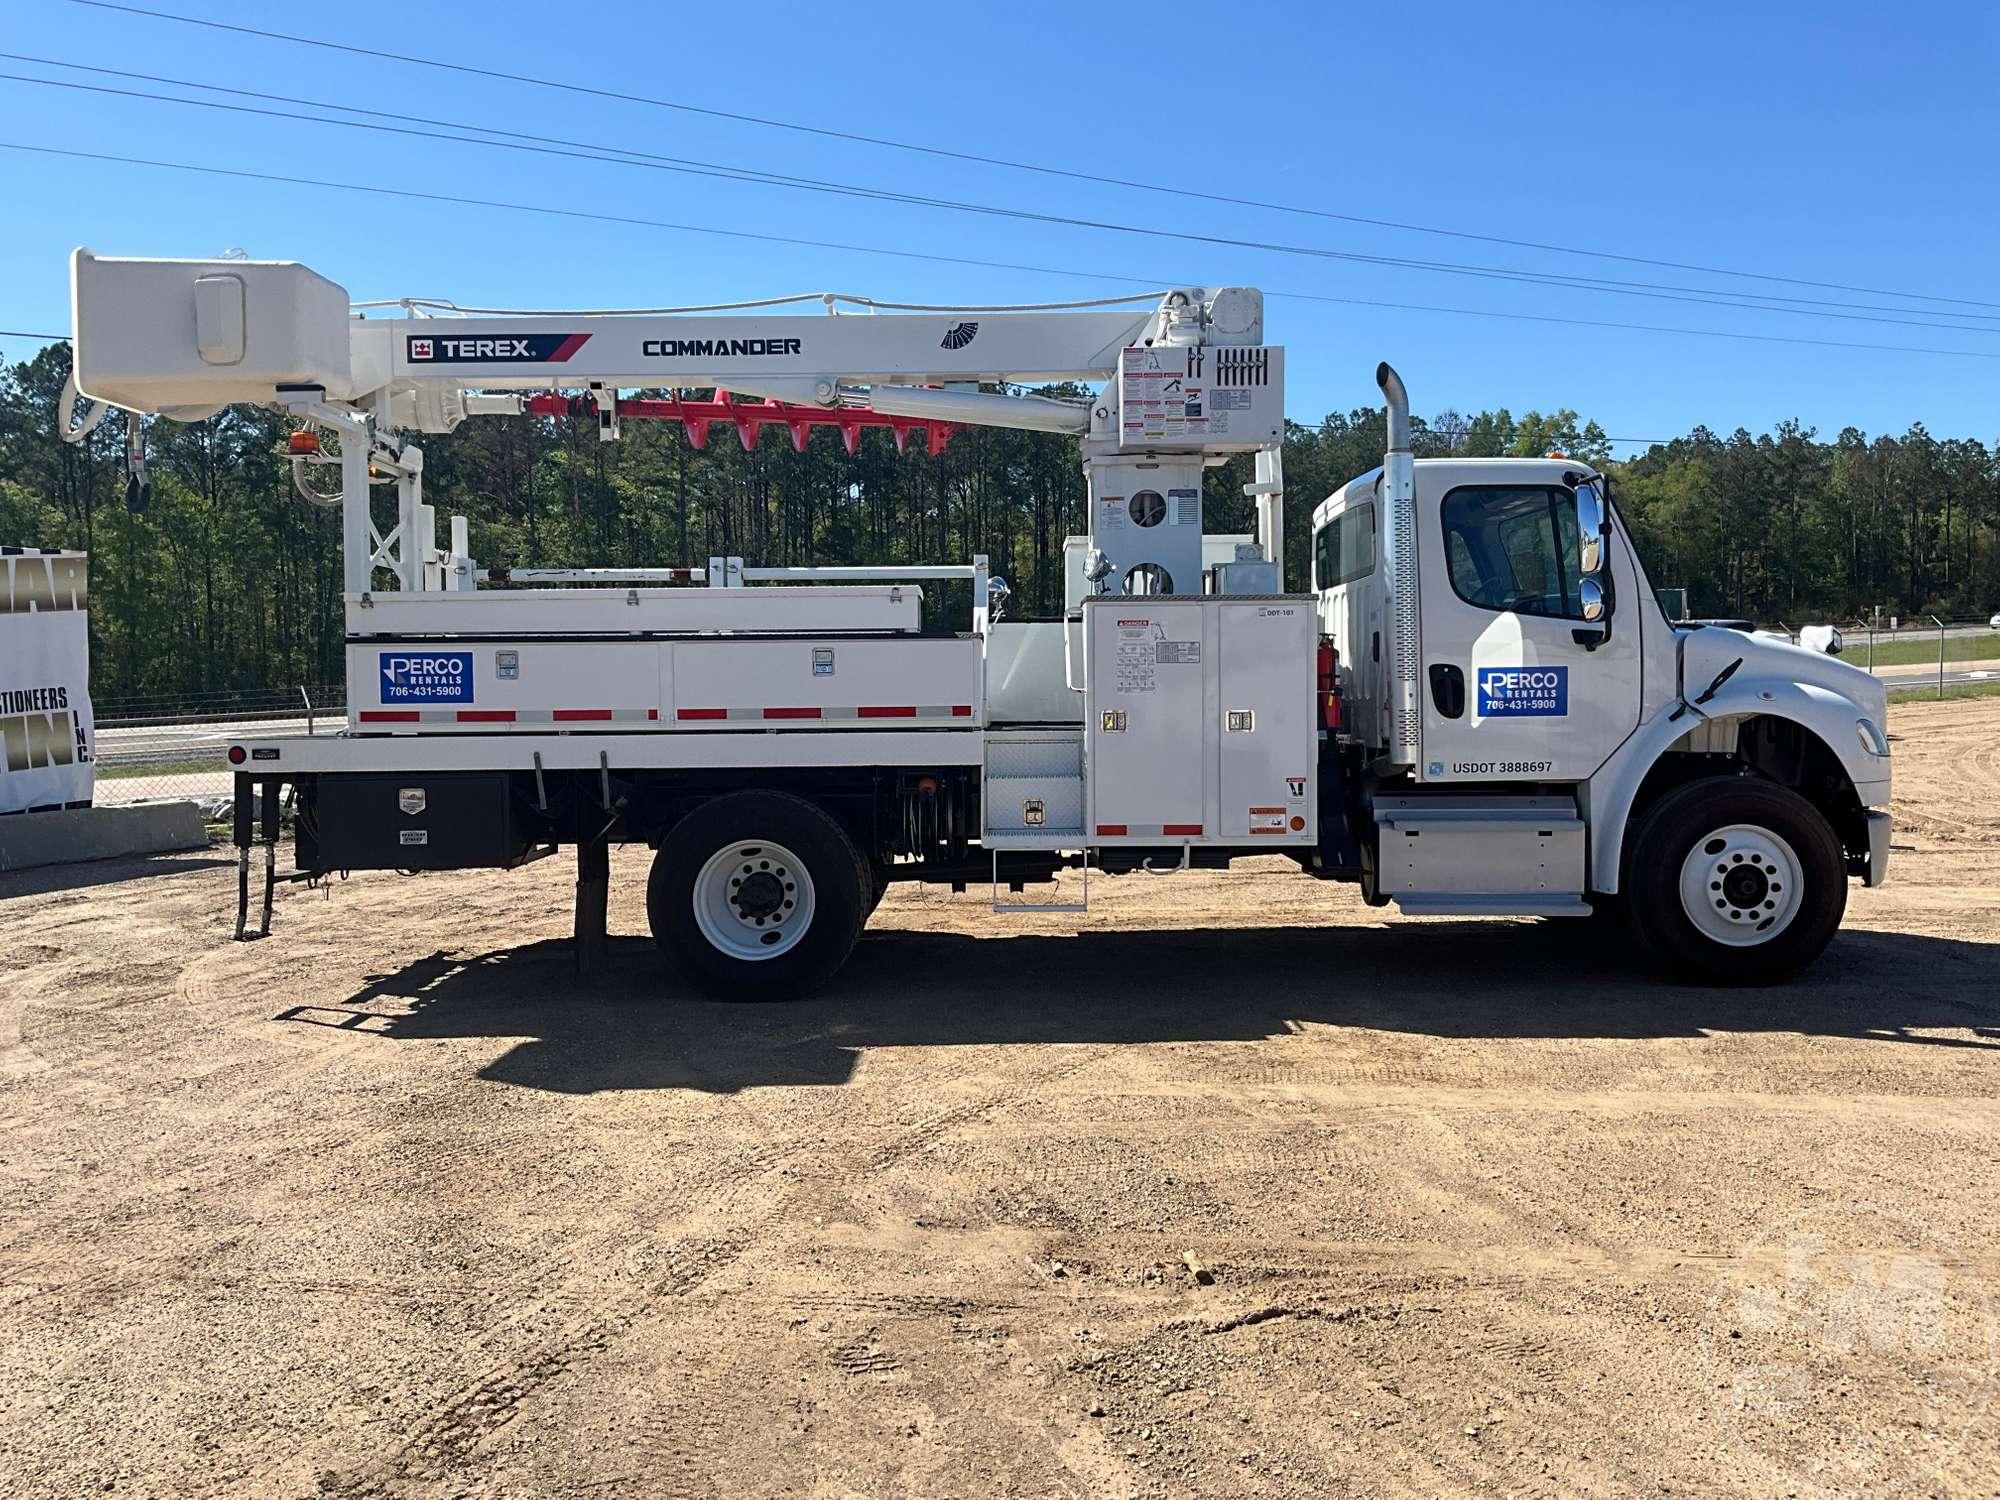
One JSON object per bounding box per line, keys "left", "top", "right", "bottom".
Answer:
{"left": 3, "top": 701, "right": 1996, "bottom": 1500}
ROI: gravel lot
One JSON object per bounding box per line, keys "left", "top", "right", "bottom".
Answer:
{"left": 3, "top": 700, "right": 1996, "bottom": 1499}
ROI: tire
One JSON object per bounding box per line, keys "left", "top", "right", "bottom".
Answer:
{"left": 1624, "top": 776, "right": 1847, "bottom": 985}
{"left": 1569, "top": 891, "right": 1627, "bottom": 949}
{"left": 1582, "top": 892, "right": 1625, "bottom": 922}
{"left": 647, "top": 791, "right": 867, "bottom": 1000}
{"left": 863, "top": 857, "right": 900, "bottom": 921}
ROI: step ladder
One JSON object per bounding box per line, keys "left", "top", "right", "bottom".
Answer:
{"left": 991, "top": 849, "right": 1089, "bottom": 914}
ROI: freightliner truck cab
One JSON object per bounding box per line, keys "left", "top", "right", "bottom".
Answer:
{"left": 1307, "top": 367, "right": 1892, "bottom": 983}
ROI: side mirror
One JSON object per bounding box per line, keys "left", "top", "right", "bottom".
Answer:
{"left": 1576, "top": 479, "right": 1606, "bottom": 577}
{"left": 1579, "top": 576, "right": 1605, "bottom": 623}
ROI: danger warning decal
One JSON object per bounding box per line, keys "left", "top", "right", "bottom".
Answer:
{"left": 406, "top": 333, "right": 591, "bottom": 364}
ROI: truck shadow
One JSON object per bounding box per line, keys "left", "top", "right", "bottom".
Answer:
{"left": 276, "top": 918, "right": 2000, "bottom": 1094}
{"left": 0, "top": 851, "right": 233, "bottom": 900}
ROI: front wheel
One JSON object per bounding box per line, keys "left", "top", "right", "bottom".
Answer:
{"left": 1624, "top": 777, "right": 1848, "bottom": 985}
{"left": 648, "top": 791, "right": 867, "bottom": 999}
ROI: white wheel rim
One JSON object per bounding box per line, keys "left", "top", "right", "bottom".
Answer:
{"left": 1678, "top": 822, "right": 1803, "bottom": 947}
{"left": 692, "top": 839, "right": 816, "bottom": 962}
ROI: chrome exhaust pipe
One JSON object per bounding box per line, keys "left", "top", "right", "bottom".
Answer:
{"left": 1377, "top": 361, "right": 1410, "bottom": 455}
{"left": 1376, "top": 363, "right": 1421, "bottom": 768}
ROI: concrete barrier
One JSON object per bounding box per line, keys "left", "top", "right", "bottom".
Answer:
{"left": 0, "top": 802, "right": 210, "bottom": 873}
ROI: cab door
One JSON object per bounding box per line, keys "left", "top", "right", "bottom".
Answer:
{"left": 1416, "top": 479, "right": 1640, "bottom": 783}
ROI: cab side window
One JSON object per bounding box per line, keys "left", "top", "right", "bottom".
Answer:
{"left": 1441, "top": 486, "right": 1584, "bottom": 620}
{"left": 1313, "top": 502, "right": 1377, "bottom": 590}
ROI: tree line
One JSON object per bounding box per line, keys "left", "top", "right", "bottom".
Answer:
{"left": 1, "top": 340, "right": 1994, "bottom": 704}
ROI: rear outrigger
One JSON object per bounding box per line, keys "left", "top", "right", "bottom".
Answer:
{"left": 64, "top": 251, "right": 1892, "bottom": 995}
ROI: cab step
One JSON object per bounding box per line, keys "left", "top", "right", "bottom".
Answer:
{"left": 1373, "top": 794, "right": 1587, "bottom": 913}
{"left": 1391, "top": 893, "right": 1592, "bottom": 918}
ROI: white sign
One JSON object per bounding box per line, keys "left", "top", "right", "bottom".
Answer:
{"left": 0, "top": 550, "right": 95, "bottom": 813}
{"left": 1116, "top": 345, "right": 1285, "bottom": 451}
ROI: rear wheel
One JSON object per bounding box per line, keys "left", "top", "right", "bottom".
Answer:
{"left": 648, "top": 791, "right": 866, "bottom": 999}
{"left": 863, "top": 860, "right": 892, "bottom": 922}
{"left": 1625, "top": 777, "right": 1847, "bottom": 984}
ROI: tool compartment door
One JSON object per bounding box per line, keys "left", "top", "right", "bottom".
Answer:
{"left": 1216, "top": 601, "right": 1317, "bottom": 839}
{"left": 669, "top": 636, "right": 982, "bottom": 725}
{"left": 349, "top": 640, "right": 665, "bottom": 727}
{"left": 1084, "top": 601, "right": 1210, "bottom": 838}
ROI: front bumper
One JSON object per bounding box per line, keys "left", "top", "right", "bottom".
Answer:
{"left": 1864, "top": 809, "right": 1893, "bottom": 888}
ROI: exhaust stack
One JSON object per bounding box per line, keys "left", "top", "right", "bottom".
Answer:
{"left": 1377, "top": 363, "right": 1421, "bottom": 768}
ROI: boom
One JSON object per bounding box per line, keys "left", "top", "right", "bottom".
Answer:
{"left": 67, "top": 250, "right": 1286, "bottom": 597}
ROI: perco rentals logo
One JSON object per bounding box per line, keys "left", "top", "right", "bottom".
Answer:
{"left": 1477, "top": 665, "right": 1568, "bottom": 717}
{"left": 379, "top": 651, "right": 474, "bottom": 705}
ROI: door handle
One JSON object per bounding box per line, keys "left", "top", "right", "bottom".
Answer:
{"left": 1428, "top": 663, "right": 1465, "bottom": 720}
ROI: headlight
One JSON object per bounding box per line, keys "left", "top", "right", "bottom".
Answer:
{"left": 1856, "top": 718, "right": 1889, "bottom": 757}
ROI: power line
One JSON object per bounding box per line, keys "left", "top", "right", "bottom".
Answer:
{"left": 0, "top": 329, "right": 66, "bottom": 340}
{"left": 9, "top": 140, "right": 2000, "bottom": 366}
{"left": 1268, "top": 285, "right": 2000, "bottom": 360}
{"left": 18, "top": 51, "right": 1997, "bottom": 332}
{"left": 65, "top": 0, "right": 2000, "bottom": 315}
{"left": 43, "top": 49, "right": 1968, "bottom": 332}
{"left": 8, "top": 65, "right": 2000, "bottom": 342}
{"left": 0, "top": 142, "right": 1175, "bottom": 297}
{"left": 12, "top": 61, "right": 2000, "bottom": 337}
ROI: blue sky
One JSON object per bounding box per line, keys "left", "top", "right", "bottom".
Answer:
{"left": 2, "top": 0, "right": 1995, "bottom": 453}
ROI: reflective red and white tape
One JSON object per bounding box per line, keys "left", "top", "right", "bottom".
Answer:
{"left": 674, "top": 705, "right": 973, "bottom": 722}
{"left": 356, "top": 704, "right": 975, "bottom": 725}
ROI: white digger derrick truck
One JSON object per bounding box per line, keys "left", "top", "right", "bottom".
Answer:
{"left": 63, "top": 250, "right": 1892, "bottom": 994}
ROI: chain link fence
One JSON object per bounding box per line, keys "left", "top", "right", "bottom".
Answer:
{"left": 1840, "top": 618, "right": 2000, "bottom": 699}
{"left": 1713, "top": 618, "right": 1997, "bottom": 700}
{"left": 90, "top": 685, "right": 344, "bottom": 812}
